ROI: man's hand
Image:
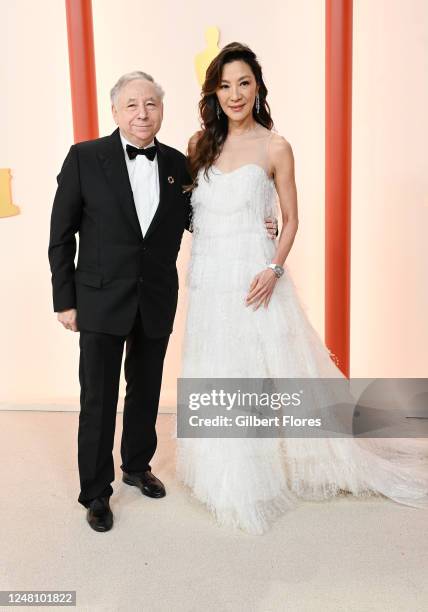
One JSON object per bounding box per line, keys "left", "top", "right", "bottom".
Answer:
{"left": 57, "top": 308, "right": 78, "bottom": 332}
{"left": 264, "top": 217, "right": 278, "bottom": 239}
{"left": 246, "top": 269, "right": 277, "bottom": 310}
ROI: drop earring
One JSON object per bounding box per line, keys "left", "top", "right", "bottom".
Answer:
{"left": 255, "top": 94, "right": 260, "bottom": 114}
{"left": 216, "top": 101, "right": 221, "bottom": 119}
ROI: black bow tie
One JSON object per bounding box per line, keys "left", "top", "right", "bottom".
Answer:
{"left": 126, "top": 144, "right": 157, "bottom": 161}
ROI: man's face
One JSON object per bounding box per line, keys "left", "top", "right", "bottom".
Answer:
{"left": 112, "top": 79, "right": 163, "bottom": 147}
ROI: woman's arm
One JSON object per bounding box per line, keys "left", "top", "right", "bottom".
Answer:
{"left": 246, "top": 135, "right": 298, "bottom": 309}
{"left": 270, "top": 135, "right": 299, "bottom": 265}
{"left": 183, "top": 131, "right": 204, "bottom": 232}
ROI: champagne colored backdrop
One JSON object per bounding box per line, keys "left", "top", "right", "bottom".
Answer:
{"left": 0, "top": 0, "right": 427, "bottom": 409}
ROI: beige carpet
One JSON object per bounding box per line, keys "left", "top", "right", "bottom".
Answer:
{"left": 1, "top": 410, "right": 427, "bottom": 612}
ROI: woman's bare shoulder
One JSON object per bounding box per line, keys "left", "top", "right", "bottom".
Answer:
{"left": 269, "top": 133, "right": 294, "bottom": 168}
{"left": 187, "top": 130, "right": 204, "bottom": 154}
{"left": 270, "top": 132, "right": 292, "bottom": 154}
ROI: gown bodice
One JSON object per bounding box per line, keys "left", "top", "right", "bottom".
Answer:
{"left": 188, "top": 161, "right": 279, "bottom": 295}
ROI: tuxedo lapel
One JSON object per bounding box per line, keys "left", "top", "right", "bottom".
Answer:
{"left": 143, "top": 138, "right": 174, "bottom": 241}
{"left": 97, "top": 128, "right": 143, "bottom": 240}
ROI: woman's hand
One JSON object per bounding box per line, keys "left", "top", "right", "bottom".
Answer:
{"left": 246, "top": 269, "right": 277, "bottom": 310}
{"left": 264, "top": 217, "right": 278, "bottom": 239}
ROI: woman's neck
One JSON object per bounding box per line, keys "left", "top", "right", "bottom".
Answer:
{"left": 227, "top": 116, "right": 259, "bottom": 137}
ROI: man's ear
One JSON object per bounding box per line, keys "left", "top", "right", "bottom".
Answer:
{"left": 112, "top": 104, "right": 118, "bottom": 125}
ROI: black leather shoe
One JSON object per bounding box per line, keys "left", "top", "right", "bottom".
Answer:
{"left": 122, "top": 470, "right": 166, "bottom": 498}
{"left": 86, "top": 497, "right": 113, "bottom": 532}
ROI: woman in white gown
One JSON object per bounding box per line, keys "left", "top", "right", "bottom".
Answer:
{"left": 175, "top": 42, "right": 428, "bottom": 534}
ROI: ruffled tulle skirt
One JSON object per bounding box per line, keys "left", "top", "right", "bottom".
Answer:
{"left": 174, "top": 266, "right": 428, "bottom": 535}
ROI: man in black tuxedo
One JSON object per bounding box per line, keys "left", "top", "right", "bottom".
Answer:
{"left": 49, "top": 71, "right": 194, "bottom": 532}
{"left": 49, "top": 71, "right": 277, "bottom": 532}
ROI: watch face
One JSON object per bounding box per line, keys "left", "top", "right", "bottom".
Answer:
{"left": 268, "top": 264, "right": 283, "bottom": 277}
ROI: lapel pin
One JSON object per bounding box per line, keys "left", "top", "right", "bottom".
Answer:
{"left": 168, "top": 176, "right": 175, "bottom": 184}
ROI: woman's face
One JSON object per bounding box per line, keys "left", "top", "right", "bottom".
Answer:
{"left": 216, "top": 60, "right": 258, "bottom": 122}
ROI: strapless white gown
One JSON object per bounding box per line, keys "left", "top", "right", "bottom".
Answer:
{"left": 175, "top": 162, "right": 428, "bottom": 535}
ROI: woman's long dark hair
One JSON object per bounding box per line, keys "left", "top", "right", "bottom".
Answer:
{"left": 188, "top": 42, "right": 274, "bottom": 185}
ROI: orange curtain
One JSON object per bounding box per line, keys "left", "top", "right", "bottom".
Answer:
{"left": 65, "top": 0, "right": 99, "bottom": 142}
{"left": 325, "top": 0, "right": 353, "bottom": 376}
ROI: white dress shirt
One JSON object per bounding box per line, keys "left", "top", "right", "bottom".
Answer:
{"left": 120, "top": 131, "right": 160, "bottom": 237}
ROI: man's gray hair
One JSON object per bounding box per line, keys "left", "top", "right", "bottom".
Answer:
{"left": 110, "top": 71, "right": 165, "bottom": 106}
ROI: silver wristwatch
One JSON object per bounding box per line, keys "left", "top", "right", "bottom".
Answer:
{"left": 267, "top": 263, "right": 284, "bottom": 278}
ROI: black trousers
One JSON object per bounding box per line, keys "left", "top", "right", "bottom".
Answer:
{"left": 77, "top": 309, "right": 169, "bottom": 508}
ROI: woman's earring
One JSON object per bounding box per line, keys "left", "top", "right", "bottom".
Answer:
{"left": 216, "top": 101, "right": 221, "bottom": 119}
{"left": 255, "top": 94, "right": 260, "bottom": 114}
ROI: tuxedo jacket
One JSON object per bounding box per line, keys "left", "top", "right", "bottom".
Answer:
{"left": 48, "top": 128, "right": 192, "bottom": 337}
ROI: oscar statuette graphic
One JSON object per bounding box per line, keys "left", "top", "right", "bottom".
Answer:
{"left": 195, "top": 26, "right": 221, "bottom": 86}
{"left": 0, "top": 169, "right": 20, "bottom": 218}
